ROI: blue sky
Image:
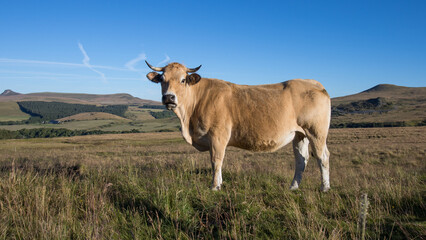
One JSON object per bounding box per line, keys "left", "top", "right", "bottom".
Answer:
{"left": 1, "top": 0, "right": 425, "bottom": 101}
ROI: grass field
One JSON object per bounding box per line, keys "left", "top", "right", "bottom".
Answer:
{"left": 125, "top": 106, "right": 164, "bottom": 121}
{"left": 0, "top": 118, "right": 180, "bottom": 133}
{"left": 58, "top": 112, "right": 129, "bottom": 122}
{"left": 0, "top": 106, "right": 180, "bottom": 133}
{"left": 0, "top": 102, "right": 30, "bottom": 122}
{"left": 0, "top": 127, "right": 425, "bottom": 239}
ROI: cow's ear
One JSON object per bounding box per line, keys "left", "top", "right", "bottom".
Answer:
{"left": 186, "top": 73, "right": 201, "bottom": 85}
{"left": 147, "top": 72, "right": 162, "bottom": 83}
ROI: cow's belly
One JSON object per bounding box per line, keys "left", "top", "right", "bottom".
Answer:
{"left": 230, "top": 130, "right": 296, "bottom": 152}
{"left": 191, "top": 137, "right": 210, "bottom": 152}
{"left": 189, "top": 129, "right": 210, "bottom": 152}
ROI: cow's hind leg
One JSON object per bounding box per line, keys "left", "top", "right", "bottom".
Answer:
{"left": 308, "top": 133, "right": 330, "bottom": 192}
{"left": 290, "top": 132, "right": 310, "bottom": 190}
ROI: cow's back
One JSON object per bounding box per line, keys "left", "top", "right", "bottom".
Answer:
{"left": 224, "top": 79, "right": 330, "bottom": 151}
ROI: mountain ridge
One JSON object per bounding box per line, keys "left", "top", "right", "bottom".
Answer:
{"left": 0, "top": 90, "right": 160, "bottom": 106}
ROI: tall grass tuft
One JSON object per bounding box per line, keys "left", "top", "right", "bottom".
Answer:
{"left": 357, "top": 193, "right": 369, "bottom": 240}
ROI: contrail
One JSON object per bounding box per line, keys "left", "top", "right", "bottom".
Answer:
{"left": 78, "top": 43, "right": 107, "bottom": 83}
{"left": 0, "top": 58, "right": 130, "bottom": 71}
{"left": 157, "top": 54, "right": 170, "bottom": 66}
{"left": 125, "top": 53, "right": 146, "bottom": 72}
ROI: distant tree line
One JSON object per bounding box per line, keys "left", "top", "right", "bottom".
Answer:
{"left": 149, "top": 110, "right": 175, "bottom": 119}
{"left": 17, "top": 101, "right": 128, "bottom": 122}
{"left": 0, "top": 128, "right": 141, "bottom": 139}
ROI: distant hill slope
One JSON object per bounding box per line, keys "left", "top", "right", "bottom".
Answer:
{"left": 0, "top": 90, "right": 160, "bottom": 106}
{"left": 0, "top": 102, "right": 30, "bottom": 121}
{"left": 331, "top": 84, "right": 426, "bottom": 127}
{"left": 333, "top": 84, "right": 426, "bottom": 102}
{"left": 58, "top": 112, "right": 128, "bottom": 122}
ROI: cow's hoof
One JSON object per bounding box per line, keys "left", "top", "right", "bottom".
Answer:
{"left": 321, "top": 186, "right": 331, "bottom": 192}
{"left": 211, "top": 186, "right": 221, "bottom": 191}
{"left": 290, "top": 181, "right": 299, "bottom": 191}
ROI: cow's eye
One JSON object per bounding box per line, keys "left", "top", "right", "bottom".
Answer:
{"left": 181, "top": 78, "right": 186, "bottom": 84}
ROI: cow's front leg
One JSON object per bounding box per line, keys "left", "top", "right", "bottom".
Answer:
{"left": 209, "top": 140, "right": 226, "bottom": 191}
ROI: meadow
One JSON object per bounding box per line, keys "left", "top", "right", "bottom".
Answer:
{"left": 0, "top": 106, "right": 180, "bottom": 133}
{"left": 0, "top": 102, "right": 30, "bottom": 122}
{"left": 0, "top": 127, "right": 424, "bottom": 239}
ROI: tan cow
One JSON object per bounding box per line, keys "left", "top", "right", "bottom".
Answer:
{"left": 146, "top": 61, "right": 331, "bottom": 192}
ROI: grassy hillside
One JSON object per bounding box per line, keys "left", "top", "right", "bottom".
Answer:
{"left": 0, "top": 102, "right": 30, "bottom": 121}
{"left": 0, "top": 105, "right": 180, "bottom": 134}
{"left": 58, "top": 112, "right": 129, "bottom": 122}
{"left": 17, "top": 101, "right": 128, "bottom": 122}
{"left": 0, "top": 127, "right": 424, "bottom": 239}
{"left": 0, "top": 91, "right": 160, "bottom": 106}
{"left": 331, "top": 84, "right": 426, "bottom": 126}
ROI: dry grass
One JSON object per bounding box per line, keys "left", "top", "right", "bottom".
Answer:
{"left": 0, "top": 127, "right": 425, "bottom": 239}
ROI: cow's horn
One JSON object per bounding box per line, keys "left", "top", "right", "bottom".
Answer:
{"left": 187, "top": 65, "right": 202, "bottom": 73}
{"left": 145, "top": 61, "right": 164, "bottom": 72}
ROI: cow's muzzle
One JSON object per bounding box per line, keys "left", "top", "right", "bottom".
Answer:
{"left": 162, "top": 94, "right": 177, "bottom": 110}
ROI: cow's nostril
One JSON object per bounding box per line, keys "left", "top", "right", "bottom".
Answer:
{"left": 162, "top": 94, "right": 176, "bottom": 103}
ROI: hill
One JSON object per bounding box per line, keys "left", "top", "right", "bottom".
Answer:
{"left": 0, "top": 90, "right": 160, "bottom": 106}
{"left": 58, "top": 112, "right": 129, "bottom": 122}
{"left": 333, "top": 84, "right": 426, "bottom": 102}
{"left": 1, "top": 89, "right": 21, "bottom": 96}
{"left": 331, "top": 84, "right": 426, "bottom": 127}
{"left": 0, "top": 102, "right": 31, "bottom": 121}
{"left": 17, "top": 101, "right": 128, "bottom": 121}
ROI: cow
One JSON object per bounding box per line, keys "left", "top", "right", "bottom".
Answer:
{"left": 145, "top": 61, "right": 331, "bottom": 192}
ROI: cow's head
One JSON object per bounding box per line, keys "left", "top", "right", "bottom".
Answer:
{"left": 146, "top": 61, "right": 202, "bottom": 110}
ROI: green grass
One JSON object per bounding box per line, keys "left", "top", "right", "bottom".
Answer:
{"left": 0, "top": 127, "right": 425, "bottom": 239}
{"left": 0, "top": 106, "right": 180, "bottom": 133}
{"left": 0, "top": 117, "right": 180, "bottom": 133}
{"left": 125, "top": 107, "right": 164, "bottom": 121}
{"left": 0, "top": 102, "right": 30, "bottom": 122}
{"left": 0, "top": 120, "right": 115, "bottom": 131}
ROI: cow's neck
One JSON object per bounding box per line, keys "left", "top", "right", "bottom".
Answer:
{"left": 173, "top": 83, "right": 202, "bottom": 145}
{"left": 174, "top": 105, "right": 192, "bottom": 144}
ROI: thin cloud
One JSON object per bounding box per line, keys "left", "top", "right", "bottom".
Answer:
{"left": 125, "top": 53, "right": 146, "bottom": 72}
{"left": 78, "top": 43, "right": 107, "bottom": 83}
{"left": 0, "top": 69, "right": 97, "bottom": 79}
{"left": 0, "top": 58, "right": 83, "bottom": 67}
{"left": 0, "top": 58, "right": 128, "bottom": 71}
{"left": 0, "top": 75, "right": 143, "bottom": 81}
{"left": 156, "top": 54, "right": 170, "bottom": 66}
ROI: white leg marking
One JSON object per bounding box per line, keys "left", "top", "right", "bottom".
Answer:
{"left": 318, "top": 148, "right": 330, "bottom": 192}
{"left": 290, "top": 137, "right": 309, "bottom": 190}
{"left": 210, "top": 143, "right": 226, "bottom": 191}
